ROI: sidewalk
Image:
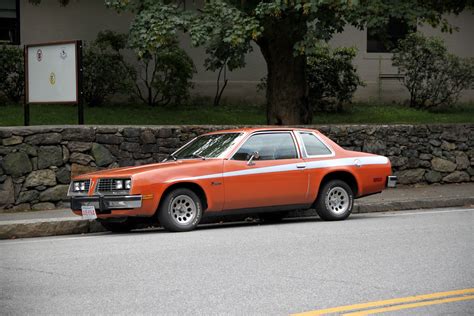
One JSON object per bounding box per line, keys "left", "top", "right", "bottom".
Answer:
{"left": 1, "top": 183, "right": 473, "bottom": 239}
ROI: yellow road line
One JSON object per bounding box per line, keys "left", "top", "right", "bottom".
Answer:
{"left": 292, "top": 288, "right": 474, "bottom": 316}
{"left": 343, "top": 295, "right": 474, "bottom": 316}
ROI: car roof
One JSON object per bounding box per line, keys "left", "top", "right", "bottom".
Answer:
{"left": 204, "top": 127, "right": 320, "bottom": 135}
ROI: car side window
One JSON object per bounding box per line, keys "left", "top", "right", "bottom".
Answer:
{"left": 300, "top": 132, "right": 332, "bottom": 156}
{"left": 232, "top": 133, "right": 298, "bottom": 161}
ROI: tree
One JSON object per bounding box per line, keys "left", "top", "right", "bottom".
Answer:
{"left": 0, "top": 45, "right": 24, "bottom": 104}
{"left": 33, "top": 0, "right": 472, "bottom": 123}
{"left": 392, "top": 33, "right": 474, "bottom": 109}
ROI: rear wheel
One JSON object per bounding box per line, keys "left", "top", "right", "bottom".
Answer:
{"left": 158, "top": 188, "right": 203, "bottom": 232}
{"left": 315, "top": 180, "right": 353, "bottom": 221}
{"left": 100, "top": 219, "right": 134, "bottom": 233}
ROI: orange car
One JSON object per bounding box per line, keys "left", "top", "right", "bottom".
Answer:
{"left": 68, "top": 128, "right": 396, "bottom": 232}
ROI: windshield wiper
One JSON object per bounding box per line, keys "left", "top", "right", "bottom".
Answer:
{"left": 164, "top": 153, "right": 178, "bottom": 162}
{"left": 184, "top": 154, "right": 206, "bottom": 160}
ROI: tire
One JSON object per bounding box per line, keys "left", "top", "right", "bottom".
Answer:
{"left": 259, "top": 211, "right": 288, "bottom": 223}
{"left": 100, "top": 219, "right": 134, "bottom": 233}
{"left": 315, "top": 179, "right": 354, "bottom": 221}
{"left": 158, "top": 188, "right": 203, "bottom": 232}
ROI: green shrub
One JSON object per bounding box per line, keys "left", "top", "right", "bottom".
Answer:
{"left": 306, "top": 44, "right": 363, "bottom": 112}
{"left": 144, "top": 43, "right": 195, "bottom": 107}
{"left": 0, "top": 45, "right": 24, "bottom": 104}
{"left": 83, "top": 42, "right": 132, "bottom": 106}
{"left": 393, "top": 33, "right": 474, "bottom": 109}
{"left": 95, "top": 30, "right": 195, "bottom": 107}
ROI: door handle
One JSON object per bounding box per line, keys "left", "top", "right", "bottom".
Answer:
{"left": 296, "top": 164, "right": 306, "bottom": 169}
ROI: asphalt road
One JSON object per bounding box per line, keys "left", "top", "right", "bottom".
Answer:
{"left": 1, "top": 207, "right": 473, "bottom": 315}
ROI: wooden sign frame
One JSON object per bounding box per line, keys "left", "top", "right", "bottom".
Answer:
{"left": 24, "top": 40, "right": 84, "bottom": 125}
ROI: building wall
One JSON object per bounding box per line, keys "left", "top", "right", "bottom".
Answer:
{"left": 19, "top": 1, "right": 474, "bottom": 103}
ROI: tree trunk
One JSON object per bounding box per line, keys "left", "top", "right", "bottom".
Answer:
{"left": 257, "top": 15, "right": 311, "bottom": 125}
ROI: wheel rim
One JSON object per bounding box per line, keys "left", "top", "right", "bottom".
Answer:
{"left": 170, "top": 195, "right": 197, "bottom": 225}
{"left": 326, "top": 187, "right": 350, "bottom": 214}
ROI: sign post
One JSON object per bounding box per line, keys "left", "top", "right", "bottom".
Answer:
{"left": 24, "top": 40, "right": 83, "bottom": 125}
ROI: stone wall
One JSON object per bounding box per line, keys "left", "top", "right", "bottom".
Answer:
{"left": 0, "top": 124, "right": 473, "bottom": 212}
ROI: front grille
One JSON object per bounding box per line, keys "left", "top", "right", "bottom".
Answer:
{"left": 96, "top": 178, "right": 131, "bottom": 195}
{"left": 97, "top": 179, "right": 114, "bottom": 192}
{"left": 83, "top": 180, "right": 91, "bottom": 192}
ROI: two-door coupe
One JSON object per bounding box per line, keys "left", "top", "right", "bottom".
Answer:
{"left": 68, "top": 128, "right": 396, "bottom": 232}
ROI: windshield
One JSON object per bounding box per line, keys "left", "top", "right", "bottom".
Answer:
{"left": 173, "top": 133, "right": 242, "bottom": 159}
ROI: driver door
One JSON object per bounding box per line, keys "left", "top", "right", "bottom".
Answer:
{"left": 223, "top": 132, "right": 309, "bottom": 210}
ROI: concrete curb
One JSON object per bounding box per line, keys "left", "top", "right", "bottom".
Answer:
{"left": 1, "top": 197, "right": 474, "bottom": 240}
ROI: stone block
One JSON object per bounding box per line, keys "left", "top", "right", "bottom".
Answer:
{"left": 96, "top": 134, "right": 123, "bottom": 144}
{"left": 91, "top": 143, "right": 115, "bottom": 167}
{"left": 70, "top": 152, "right": 94, "bottom": 165}
{"left": 2, "top": 152, "right": 32, "bottom": 177}
{"left": 123, "top": 128, "right": 140, "bottom": 138}
{"left": 67, "top": 141, "right": 92, "bottom": 152}
{"left": 24, "top": 133, "right": 62, "bottom": 145}
{"left": 62, "top": 128, "right": 95, "bottom": 141}
{"left": 395, "top": 169, "right": 425, "bottom": 185}
{"left": 38, "top": 146, "right": 63, "bottom": 169}
{"left": 17, "top": 190, "right": 39, "bottom": 204}
{"left": 455, "top": 153, "right": 470, "bottom": 170}
{"left": 39, "top": 185, "right": 69, "bottom": 202}
{"left": 24, "top": 170, "right": 57, "bottom": 188}
{"left": 2, "top": 135, "right": 23, "bottom": 146}
{"left": 31, "top": 202, "right": 56, "bottom": 211}
{"left": 431, "top": 157, "right": 456, "bottom": 173}
{"left": 140, "top": 130, "right": 156, "bottom": 144}
{"left": 0, "top": 177, "right": 14, "bottom": 207}
{"left": 56, "top": 167, "right": 71, "bottom": 184}
{"left": 424, "top": 170, "right": 442, "bottom": 184}
{"left": 70, "top": 164, "right": 98, "bottom": 178}
{"left": 442, "top": 171, "right": 470, "bottom": 183}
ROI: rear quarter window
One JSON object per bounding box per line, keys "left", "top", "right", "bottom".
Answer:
{"left": 300, "top": 133, "right": 332, "bottom": 156}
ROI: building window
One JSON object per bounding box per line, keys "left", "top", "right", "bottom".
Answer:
{"left": 0, "top": 0, "right": 20, "bottom": 45}
{"left": 367, "top": 17, "right": 412, "bottom": 53}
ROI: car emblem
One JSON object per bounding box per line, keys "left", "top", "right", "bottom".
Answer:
{"left": 36, "top": 49, "right": 42, "bottom": 62}
{"left": 60, "top": 47, "right": 67, "bottom": 60}
{"left": 354, "top": 159, "right": 361, "bottom": 168}
{"left": 49, "top": 72, "right": 56, "bottom": 85}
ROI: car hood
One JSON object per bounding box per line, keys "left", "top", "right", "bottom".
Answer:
{"left": 74, "top": 159, "right": 221, "bottom": 180}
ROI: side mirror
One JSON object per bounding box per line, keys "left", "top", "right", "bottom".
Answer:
{"left": 247, "top": 151, "right": 260, "bottom": 166}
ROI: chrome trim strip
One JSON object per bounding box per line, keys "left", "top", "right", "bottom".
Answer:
{"left": 167, "top": 156, "right": 390, "bottom": 182}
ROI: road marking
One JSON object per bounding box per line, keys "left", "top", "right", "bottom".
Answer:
{"left": 0, "top": 233, "right": 108, "bottom": 245}
{"left": 343, "top": 295, "right": 474, "bottom": 315}
{"left": 292, "top": 288, "right": 474, "bottom": 316}
{"left": 361, "top": 207, "right": 474, "bottom": 217}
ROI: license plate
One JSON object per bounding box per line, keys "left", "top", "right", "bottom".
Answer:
{"left": 81, "top": 205, "right": 97, "bottom": 220}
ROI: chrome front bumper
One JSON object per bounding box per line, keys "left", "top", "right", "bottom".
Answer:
{"left": 387, "top": 176, "right": 397, "bottom": 188}
{"left": 71, "top": 195, "right": 142, "bottom": 213}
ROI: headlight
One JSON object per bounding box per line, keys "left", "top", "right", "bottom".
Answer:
{"left": 125, "top": 180, "right": 132, "bottom": 189}
{"left": 114, "top": 179, "right": 124, "bottom": 190}
{"left": 71, "top": 180, "right": 90, "bottom": 193}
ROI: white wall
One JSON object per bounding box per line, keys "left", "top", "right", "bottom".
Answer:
{"left": 20, "top": 1, "right": 474, "bottom": 103}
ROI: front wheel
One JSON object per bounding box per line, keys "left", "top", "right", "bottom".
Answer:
{"left": 315, "top": 180, "right": 354, "bottom": 221}
{"left": 158, "top": 188, "right": 203, "bottom": 232}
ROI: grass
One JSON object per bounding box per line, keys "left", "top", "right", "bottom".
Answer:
{"left": 0, "top": 102, "right": 473, "bottom": 126}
